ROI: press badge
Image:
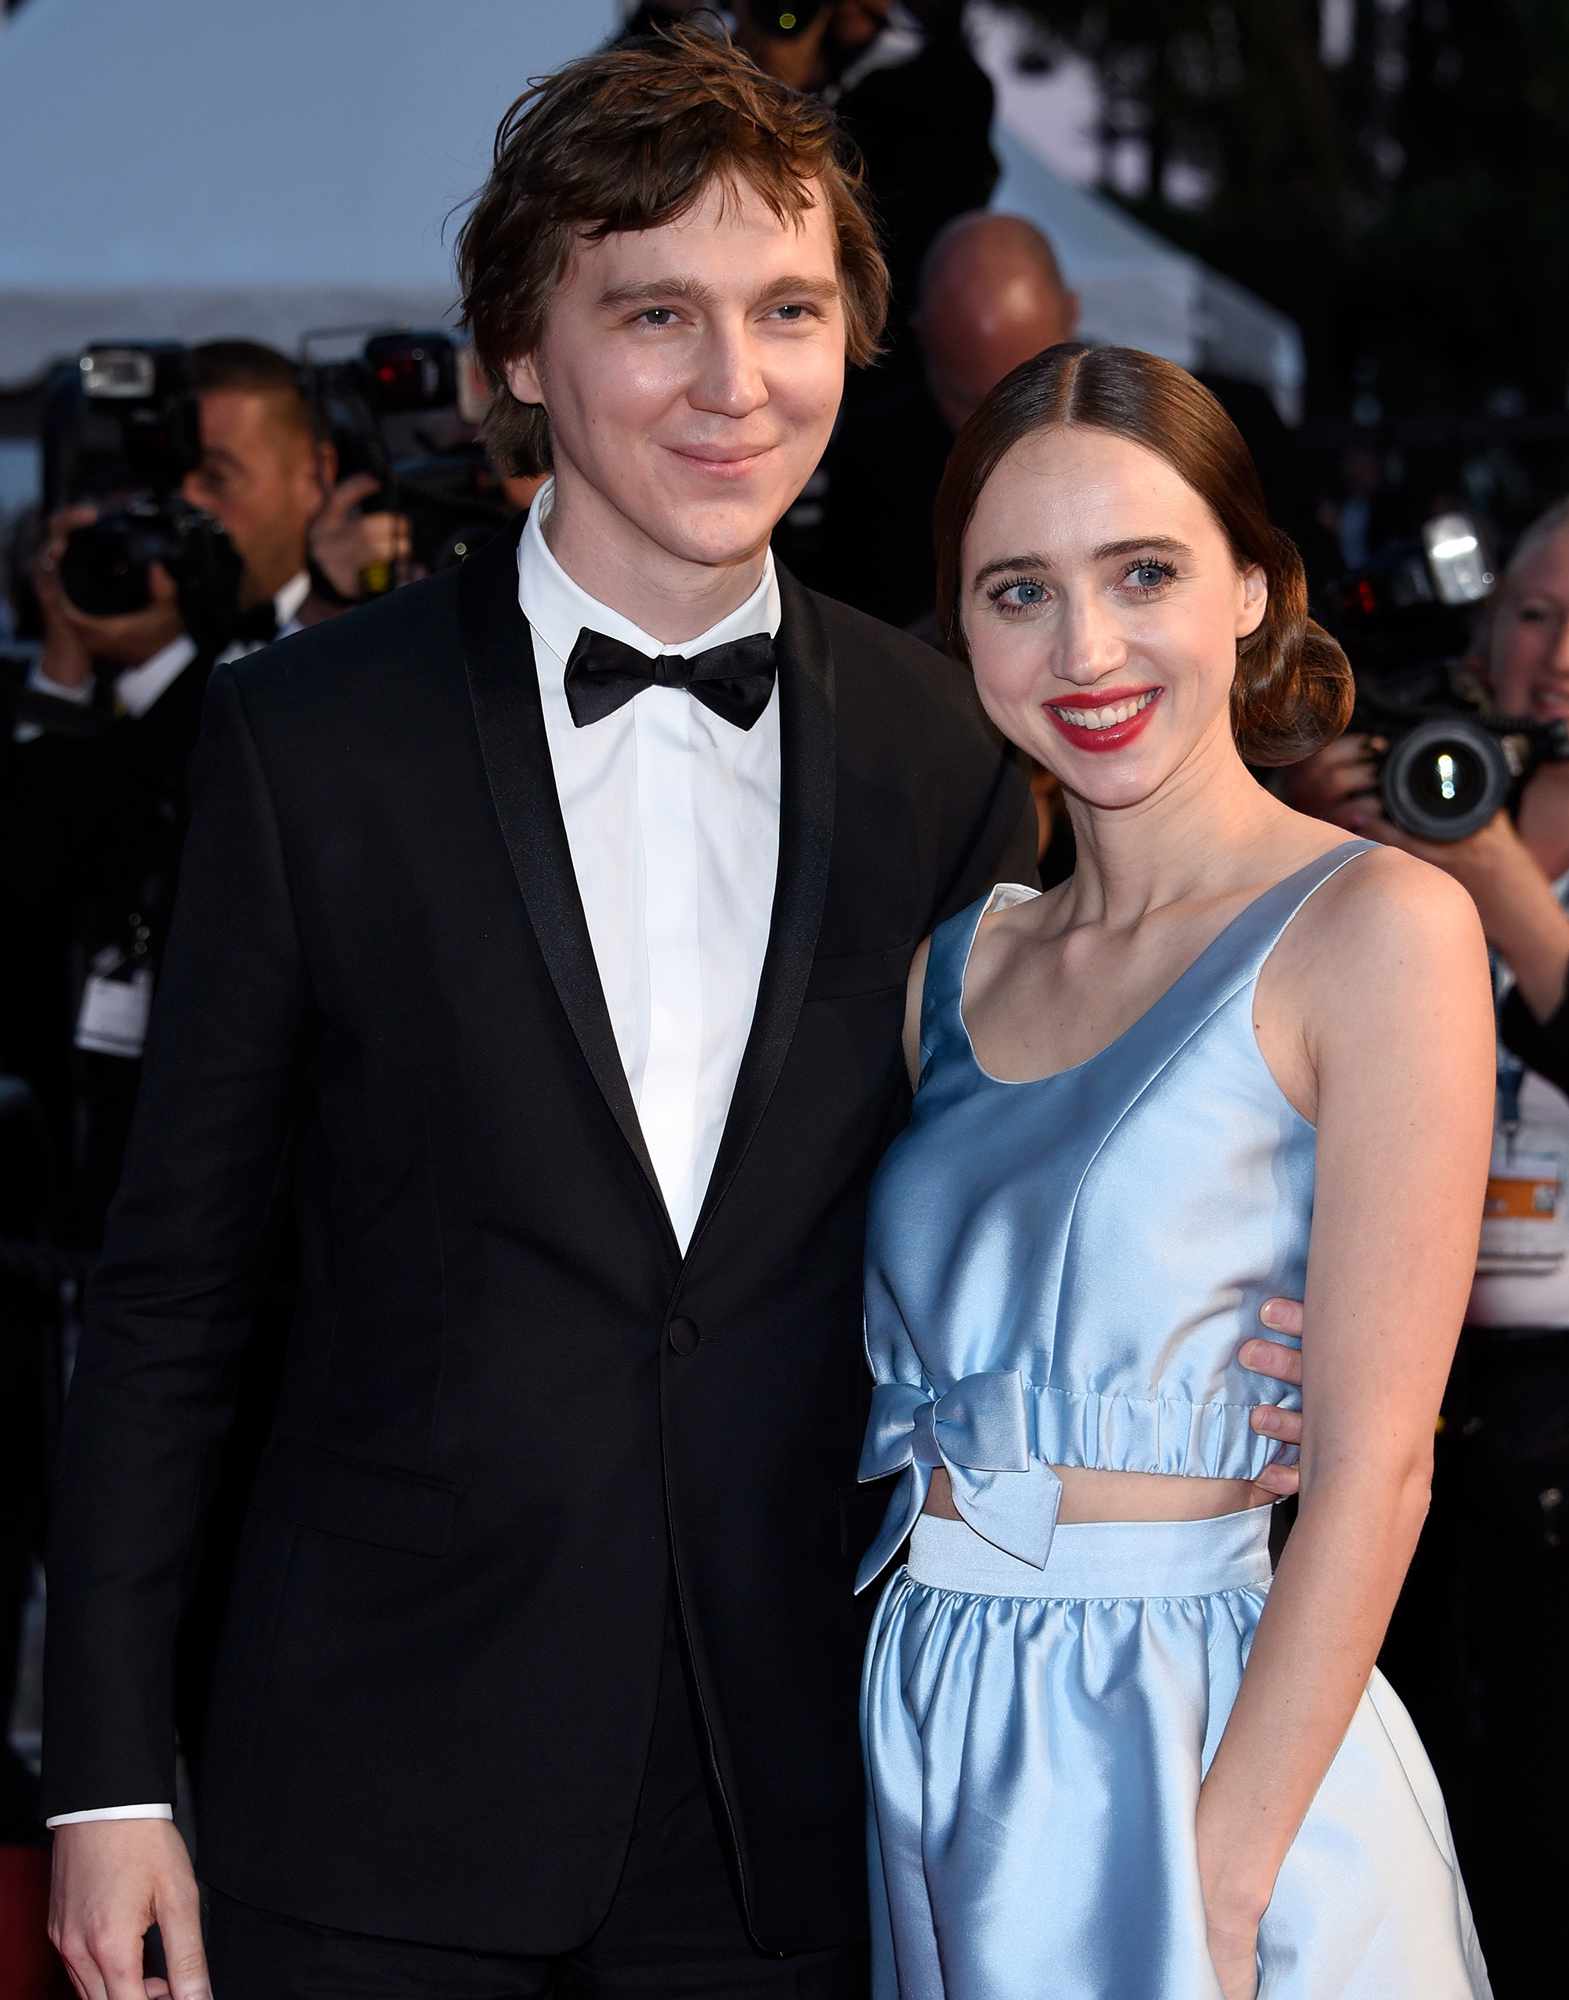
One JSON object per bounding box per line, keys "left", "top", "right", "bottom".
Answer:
{"left": 75, "top": 946, "right": 153, "bottom": 1059}
{"left": 1476, "top": 1122, "right": 1569, "bottom": 1275}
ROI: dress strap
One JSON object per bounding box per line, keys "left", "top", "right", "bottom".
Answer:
{"left": 1215, "top": 838, "right": 1378, "bottom": 991}
{"left": 918, "top": 886, "right": 1037, "bottom": 1077}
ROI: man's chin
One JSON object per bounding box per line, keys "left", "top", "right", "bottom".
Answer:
{"left": 636, "top": 499, "right": 782, "bottom": 572}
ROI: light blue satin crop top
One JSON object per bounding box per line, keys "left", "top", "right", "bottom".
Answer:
{"left": 855, "top": 839, "right": 1375, "bottom": 1593}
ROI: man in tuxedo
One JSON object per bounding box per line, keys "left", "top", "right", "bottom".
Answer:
{"left": 44, "top": 28, "right": 1306, "bottom": 1999}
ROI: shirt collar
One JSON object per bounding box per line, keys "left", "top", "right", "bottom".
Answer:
{"left": 517, "top": 478, "right": 779, "bottom": 679}
{"left": 275, "top": 569, "right": 310, "bottom": 629}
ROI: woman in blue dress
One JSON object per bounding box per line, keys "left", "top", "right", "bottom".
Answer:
{"left": 856, "top": 344, "right": 1494, "bottom": 1998}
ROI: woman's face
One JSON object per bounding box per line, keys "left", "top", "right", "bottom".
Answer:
{"left": 1486, "top": 525, "right": 1569, "bottom": 723}
{"left": 960, "top": 425, "right": 1266, "bottom": 809}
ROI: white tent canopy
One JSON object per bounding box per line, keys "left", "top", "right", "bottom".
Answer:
{"left": 0, "top": 0, "right": 619, "bottom": 389}
{"left": 987, "top": 127, "right": 1304, "bottom": 423}
{"left": 0, "top": 0, "right": 1301, "bottom": 418}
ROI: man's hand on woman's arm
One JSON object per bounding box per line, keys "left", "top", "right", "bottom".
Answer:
{"left": 1241, "top": 1296, "right": 1305, "bottom": 1499}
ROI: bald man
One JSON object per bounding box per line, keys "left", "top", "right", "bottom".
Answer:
{"left": 916, "top": 212, "right": 1080, "bottom": 432}
{"left": 816, "top": 211, "right": 1078, "bottom": 628}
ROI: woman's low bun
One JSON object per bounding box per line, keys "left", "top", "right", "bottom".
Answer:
{"left": 1231, "top": 528, "right": 1355, "bottom": 768}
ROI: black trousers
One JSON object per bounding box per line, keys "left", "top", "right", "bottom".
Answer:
{"left": 1379, "top": 1326, "right": 1569, "bottom": 1995}
{"left": 202, "top": 1601, "right": 868, "bottom": 1998}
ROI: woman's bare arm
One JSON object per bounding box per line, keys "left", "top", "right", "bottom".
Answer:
{"left": 1194, "top": 849, "right": 1494, "bottom": 1934}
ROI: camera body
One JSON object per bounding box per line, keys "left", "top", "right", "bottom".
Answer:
{"left": 1335, "top": 513, "right": 1569, "bottom": 841}
{"left": 47, "top": 333, "right": 509, "bottom": 649}
{"left": 306, "top": 331, "right": 509, "bottom": 582}
{"left": 53, "top": 345, "right": 244, "bottom": 650}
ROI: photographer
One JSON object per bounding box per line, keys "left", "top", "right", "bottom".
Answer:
{"left": 26, "top": 340, "right": 409, "bottom": 719}
{"left": 1284, "top": 497, "right": 1569, "bottom": 1988}
{"left": 4, "top": 342, "right": 407, "bottom": 1240}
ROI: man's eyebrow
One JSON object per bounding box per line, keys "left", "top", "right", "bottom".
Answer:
{"left": 595, "top": 273, "right": 843, "bottom": 312}
{"left": 969, "top": 536, "right": 1194, "bottom": 591}
{"left": 752, "top": 274, "right": 843, "bottom": 306}
{"left": 199, "top": 446, "right": 243, "bottom": 471}
{"left": 595, "top": 275, "right": 718, "bottom": 312}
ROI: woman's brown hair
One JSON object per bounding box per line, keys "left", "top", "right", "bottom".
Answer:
{"left": 933, "top": 343, "right": 1353, "bottom": 767}
{"left": 455, "top": 25, "right": 889, "bottom": 477}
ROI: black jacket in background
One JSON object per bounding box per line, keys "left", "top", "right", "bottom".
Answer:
{"left": 1501, "top": 976, "right": 1569, "bottom": 1099}
{"left": 43, "top": 522, "right": 1034, "bottom": 1955}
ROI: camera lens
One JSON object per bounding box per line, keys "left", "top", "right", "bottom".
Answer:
{"left": 1381, "top": 716, "right": 1512, "bottom": 842}
{"left": 57, "top": 514, "right": 158, "bottom": 617}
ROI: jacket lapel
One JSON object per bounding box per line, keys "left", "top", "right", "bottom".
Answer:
{"left": 690, "top": 563, "right": 837, "bottom": 1246}
{"left": 458, "top": 523, "right": 671, "bottom": 1232}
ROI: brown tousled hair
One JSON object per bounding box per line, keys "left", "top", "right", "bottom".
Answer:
{"left": 455, "top": 25, "right": 889, "bottom": 477}
{"left": 934, "top": 343, "right": 1353, "bottom": 767}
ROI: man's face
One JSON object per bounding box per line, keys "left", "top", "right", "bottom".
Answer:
{"left": 181, "top": 389, "right": 327, "bottom": 606}
{"left": 923, "top": 281, "right": 1080, "bottom": 436}
{"left": 506, "top": 174, "right": 846, "bottom": 584}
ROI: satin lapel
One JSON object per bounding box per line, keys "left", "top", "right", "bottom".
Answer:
{"left": 690, "top": 564, "right": 837, "bottom": 1245}
{"left": 457, "top": 523, "right": 669, "bottom": 1226}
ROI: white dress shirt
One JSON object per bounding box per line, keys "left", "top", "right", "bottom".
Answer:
{"left": 521, "top": 479, "right": 781, "bottom": 1251}
{"left": 48, "top": 500, "right": 782, "bottom": 1824}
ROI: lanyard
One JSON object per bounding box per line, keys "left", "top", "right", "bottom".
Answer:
{"left": 1493, "top": 946, "right": 1528, "bottom": 1143}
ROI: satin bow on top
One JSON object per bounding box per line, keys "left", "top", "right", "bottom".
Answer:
{"left": 855, "top": 1370, "right": 1063, "bottom": 1594}
{"left": 563, "top": 628, "right": 776, "bottom": 731}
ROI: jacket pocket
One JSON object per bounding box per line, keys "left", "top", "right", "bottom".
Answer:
{"left": 251, "top": 1437, "right": 459, "bottom": 1557}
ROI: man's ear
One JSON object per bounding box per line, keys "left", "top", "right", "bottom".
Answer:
{"left": 314, "top": 435, "right": 339, "bottom": 500}
{"left": 1237, "top": 562, "right": 1268, "bottom": 639}
{"left": 505, "top": 354, "right": 545, "bottom": 408}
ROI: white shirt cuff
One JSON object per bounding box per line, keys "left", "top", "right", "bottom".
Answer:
{"left": 25, "top": 662, "right": 94, "bottom": 705}
{"left": 46, "top": 1803, "right": 175, "bottom": 1826}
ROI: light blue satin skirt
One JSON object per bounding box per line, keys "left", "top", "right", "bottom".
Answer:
{"left": 862, "top": 1509, "right": 1490, "bottom": 1998}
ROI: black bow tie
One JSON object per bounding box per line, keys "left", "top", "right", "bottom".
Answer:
{"left": 231, "top": 599, "right": 279, "bottom": 647}
{"left": 562, "top": 628, "right": 776, "bottom": 731}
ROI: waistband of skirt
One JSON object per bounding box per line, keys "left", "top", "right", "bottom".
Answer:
{"left": 904, "top": 1505, "right": 1274, "bottom": 1600}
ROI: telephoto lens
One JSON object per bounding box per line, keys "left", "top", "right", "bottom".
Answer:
{"left": 1379, "top": 716, "right": 1514, "bottom": 843}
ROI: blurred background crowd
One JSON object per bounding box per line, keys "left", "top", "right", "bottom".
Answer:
{"left": 3, "top": 1, "right": 1568, "bottom": 1992}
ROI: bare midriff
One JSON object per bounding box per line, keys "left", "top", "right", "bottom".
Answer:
{"left": 922, "top": 1464, "right": 1272, "bottom": 1524}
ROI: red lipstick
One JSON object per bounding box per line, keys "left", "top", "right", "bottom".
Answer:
{"left": 1043, "top": 686, "right": 1163, "bottom": 755}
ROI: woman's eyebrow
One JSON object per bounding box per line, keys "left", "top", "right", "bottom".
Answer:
{"left": 1090, "top": 535, "right": 1194, "bottom": 562}
{"left": 969, "top": 536, "right": 1194, "bottom": 593}
{"left": 970, "top": 552, "right": 1049, "bottom": 591}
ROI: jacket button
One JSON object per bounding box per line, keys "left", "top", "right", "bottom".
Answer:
{"left": 667, "top": 1316, "right": 701, "bottom": 1357}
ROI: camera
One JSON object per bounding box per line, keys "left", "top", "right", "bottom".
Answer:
{"left": 1335, "top": 513, "right": 1569, "bottom": 842}
{"left": 45, "top": 334, "right": 511, "bottom": 648}
{"left": 52, "top": 345, "right": 244, "bottom": 651}
{"left": 304, "top": 330, "right": 510, "bottom": 584}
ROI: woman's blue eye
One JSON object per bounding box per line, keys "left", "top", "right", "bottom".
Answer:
{"left": 1126, "top": 560, "right": 1177, "bottom": 591}
{"left": 986, "top": 578, "right": 1046, "bottom": 611}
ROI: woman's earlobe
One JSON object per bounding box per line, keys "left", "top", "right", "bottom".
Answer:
{"left": 1237, "top": 565, "right": 1268, "bottom": 638}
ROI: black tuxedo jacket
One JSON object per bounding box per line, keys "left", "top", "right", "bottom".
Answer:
{"left": 43, "top": 523, "right": 1034, "bottom": 1955}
